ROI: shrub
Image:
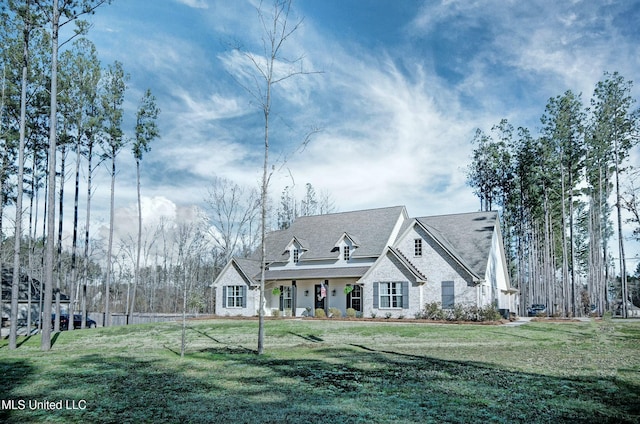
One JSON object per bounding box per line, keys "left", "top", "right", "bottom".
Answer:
{"left": 418, "top": 302, "right": 501, "bottom": 322}
{"left": 384, "top": 312, "right": 392, "bottom": 319}
{"left": 478, "top": 305, "right": 502, "bottom": 321}
{"left": 314, "top": 308, "right": 326, "bottom": 318}
{"left": 271, "top": 309, "right": 280, "bottom": 318}
{"left": 452, "top": 304, "right": 468, "bottom": 321}
{"left": 423, "top": 302, "right": 446, "bottom": 320}
{"left": 345, "top": 308, "right": 357, "bottom": 318}
{"left": 370, "top": 312, "right": 377, "bottom": 318}
{"left": 328, "top": 307, "right": 342, "bottom": 318}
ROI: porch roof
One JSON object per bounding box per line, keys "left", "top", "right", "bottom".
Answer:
{"left": 263, "top": 266, "right": 369, "bottom": 281}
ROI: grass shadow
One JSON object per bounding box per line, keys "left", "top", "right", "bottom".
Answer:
{"left": 288, "top": 332, "right": 324, "bottom": 342}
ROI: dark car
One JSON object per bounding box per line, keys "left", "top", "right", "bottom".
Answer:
{"left": 51, "top": 314, "right": 70, "bottom": 330}
{"left": 72, "top": 314, "right": 97, "bottom": 329}
{"left": 527, "top": 304, "right": 547, "bottom": 317}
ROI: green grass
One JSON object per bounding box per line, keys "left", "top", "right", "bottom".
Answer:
{"left": 1, "top": 318, "right": 639, "bottom": 423}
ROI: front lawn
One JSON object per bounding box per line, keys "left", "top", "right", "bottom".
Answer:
{"left": 1, "top": 318, "right": 639, "bottom": 423}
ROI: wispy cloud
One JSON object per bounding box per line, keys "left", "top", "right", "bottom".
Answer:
{"left": 175, "top": 0, "right": 209, "bottom": 9}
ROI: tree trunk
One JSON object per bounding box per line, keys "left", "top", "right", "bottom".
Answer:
{"left": 129, "top": 159, "right": 142, "bottom": 322}
{"left": 9, "top": 14, "right": 30, "bottom": 348}
{"left": 42, "top": 0, "right": 60, "bottom": 351}
{"left": 81, "top": 140, "right": 93, "bottom": 327}
{"left": 104, "top": 152, "right": 116, "bottom": 325}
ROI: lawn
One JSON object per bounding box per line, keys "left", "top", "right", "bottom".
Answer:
{"left": 1, "top": 318, "right": 639, "bottom": 423}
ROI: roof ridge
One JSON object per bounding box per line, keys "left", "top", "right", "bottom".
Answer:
{"left": 414, "top": 210, "right": 497, "bottom": 220}
{"left": 295, "top": 205, "right": 405, "bottom": 219}
{"left": 388, "top": 246, "right": 428, "bottom": 281}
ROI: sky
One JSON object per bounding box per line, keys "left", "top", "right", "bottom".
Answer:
{"left": 56, "top": 0, "right": 640, "bottom": 265}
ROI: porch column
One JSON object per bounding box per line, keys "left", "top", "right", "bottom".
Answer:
{"left": 291, "top": 281, "right": 297, "bottom": 316}
{"left": 324, "top": 280, "right": 329, "bottom": 316}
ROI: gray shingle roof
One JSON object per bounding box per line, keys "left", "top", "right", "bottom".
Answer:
{"left": 416, "top": 211, "right": 499, "bottom": 279}
{"left": 232, "top": 258, "right": 262, "bottom": 286}
{"left": 264, "top": 266, "right": 369, "bottom": 280}
{"left": 263, "top": 206, "right": 407, "bottom": 262}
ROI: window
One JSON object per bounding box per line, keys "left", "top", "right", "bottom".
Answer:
{"left": 292, "top": 249, "right": 299, "bottom": 263}
{"left": 347, "top": 285, "right": 362, "bottom": 311}
{"left": 442, "top": 281, "right": 455, "bottom": 309}
{"left": 225, "top": 286, "right": 245, "bottom": 308}
{"left": 379, "top": 282, "right": 402, "bottom": 308}
{"left": 343, "top": 245, "right": 350, "bottom": 261}
{"left": 280, "top": 286, "right": 293, "bottom": 311}
{"left": 414, "top": 238, "right": 422, "bottom": 257}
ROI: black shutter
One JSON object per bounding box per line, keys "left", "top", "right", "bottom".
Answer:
{"left": 291, "top": 282, "right": 297, "bottom": 316}
{"left": 222, "top": 286, "right": 227, "bottom": 308}
{"left": 373, "top": 282, "right": 379, "bottom": 309}
{"left": 241, "top": 286, "right": 247, "bottom": 308}
{"left": 402, "top": 281, "right": 409, "bottom": 309}
{"left": 279, "top": 285, "right": 284, "bottom": 311}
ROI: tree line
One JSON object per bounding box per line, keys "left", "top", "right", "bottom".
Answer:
{"left": 467, "top": 72, "right": 640, "bottom": 318}
{"left": 0, "top": 1, "right": 332, "bottom": 353}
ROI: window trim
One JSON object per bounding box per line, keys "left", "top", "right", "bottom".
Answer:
{"left": 224, "top": 285, "right": 245, "bottom": 309}
{"left": 347, "top": 284, "right": 362, "bottom": 312}
{"left": 414, "top": 238, "right": 423, "bottom": 257}
{"left": 374, "top": 281, "right": 409, "bottom": 310}
{"left": 292, "top": 249, "right": 299, "bottom": 263}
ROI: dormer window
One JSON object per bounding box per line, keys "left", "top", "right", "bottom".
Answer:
{"left": 293, "top": 249, "right": 299, "bottom": 263}
{"left": 343, "top": 246, "right": 350, "bottom": 261}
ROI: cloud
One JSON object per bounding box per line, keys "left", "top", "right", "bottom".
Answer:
{"left": 175, "top": 0, "right": 209, "bottom": 9}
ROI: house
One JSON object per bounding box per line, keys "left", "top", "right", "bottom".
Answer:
{"left": 1, "top": 268, "right": 69, "bottom": 327}
{"left": 211, "top": 206, "right": 516, "bottom": 319}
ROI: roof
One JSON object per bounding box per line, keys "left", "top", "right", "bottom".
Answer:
{"left": 262, "top": 206, "right": 407, "bottom": 263}
{"left": 1, "top": 268, "right": 69, "bottom": 303}
{"left": 415, "top": 211, "right": 499, "bottom": 279}
{"left": 232, "top": 258, "right": 262, "bottom": 286}
{"left": 264, "top": 266, "right": 369, "bottom": 281}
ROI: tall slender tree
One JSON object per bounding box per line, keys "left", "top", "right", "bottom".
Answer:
{"left": 540, "top": 91, "right": 585, "bottom": 316}
{"left": 58, "top": 37, "right": 100, "bottom": 329}
{"left": 590, "top": 72, "right": 639, "bottom": 318}
{"left": 100, "top": 60, "right": 128, "bottom": 326}
{"left": 235, "top": 0, "right": 320, "bottom": 354}
{"left": 129, "top": 88, "right": 159, "bottom": 322}
{"left": 9, "top": 0, "right": 33, "bottom": 349}
{"left": 34, "top": 0, "right": 111, "bottom": 351}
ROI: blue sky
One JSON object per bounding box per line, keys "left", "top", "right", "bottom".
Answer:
{"left": 73, "top": 0, "right": 640, "bottom": 260}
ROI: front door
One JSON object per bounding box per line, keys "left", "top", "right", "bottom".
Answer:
{"left": 314, "top": 283, "right": 326, "bottom": 311}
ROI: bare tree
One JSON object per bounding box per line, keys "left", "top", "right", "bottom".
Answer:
{"left": 235, "top": 0, "right": 321, "bottom": 355}
{"left": 205, "top": 177, "right": 260, "bottom": 263}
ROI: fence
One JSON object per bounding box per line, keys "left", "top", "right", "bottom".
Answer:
{"left": 99, "top": 313, "right": 201, "bottom": 327}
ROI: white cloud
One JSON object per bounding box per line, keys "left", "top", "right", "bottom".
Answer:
{"left": 175, "top": 0, "right": 209, "bottom": 9}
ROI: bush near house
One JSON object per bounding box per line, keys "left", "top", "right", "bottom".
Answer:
{"left": 416, "top": 302, "right": 502, "bottom": 322}
{"left": 328, "top": 307, "right": 342, "bottom": 318}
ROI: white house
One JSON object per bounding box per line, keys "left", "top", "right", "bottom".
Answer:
{"left": 212, "top": 206, "right": 516, "bottom": 318}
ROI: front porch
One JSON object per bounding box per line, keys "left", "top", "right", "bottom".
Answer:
{"left": 265, "top": 279, "right": 363, "bottom": 317}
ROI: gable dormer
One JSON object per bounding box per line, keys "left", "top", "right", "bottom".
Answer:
{"left": 283, "top": 237, "right": 308, "bottom": 265}
{"left": 332, "top": 232, "right": 360, "bottom": 262}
